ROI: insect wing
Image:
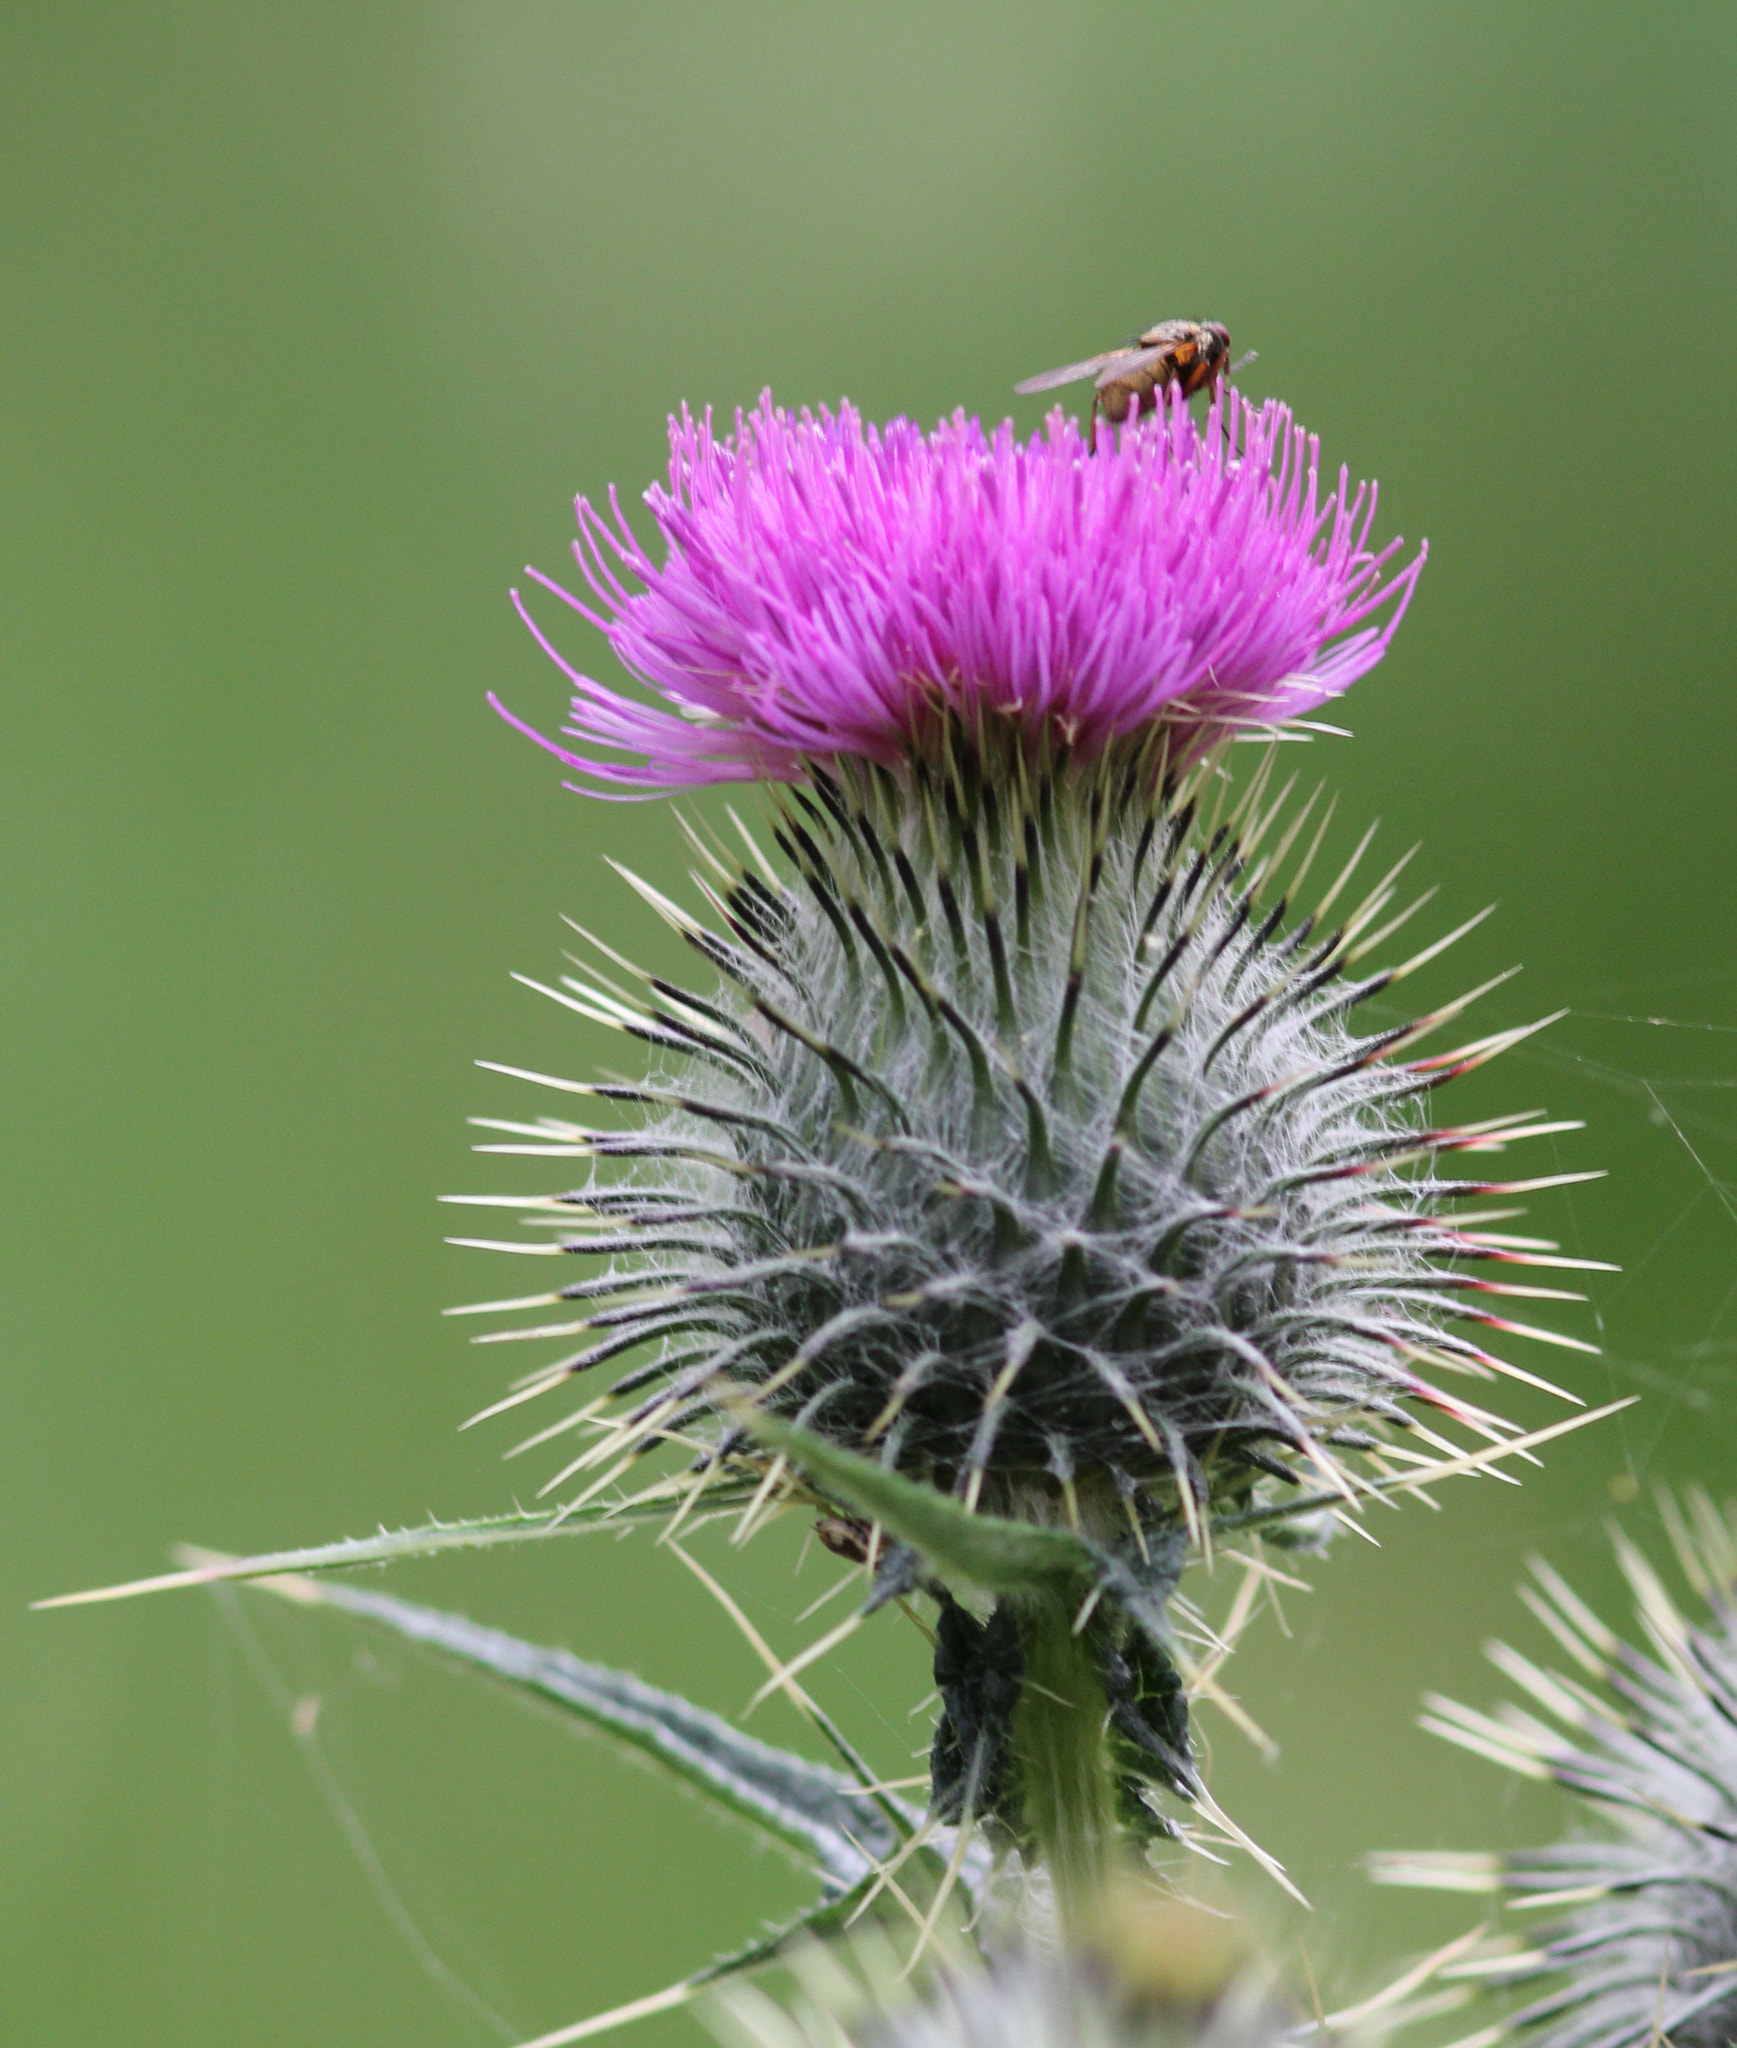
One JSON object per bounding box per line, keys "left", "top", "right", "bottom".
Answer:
{"left": 1094, "top": 343, "right": 1170, "bottom": 389}
{"left": 1014, "top": 350, "right": 1128, "bottom": 395}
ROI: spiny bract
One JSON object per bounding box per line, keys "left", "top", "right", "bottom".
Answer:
{"left": 1373, "top": 1491, "right": 1737, "bottom": 2048}
{"left": 452, "top": 736, "right": 1595, "bottom": 1590}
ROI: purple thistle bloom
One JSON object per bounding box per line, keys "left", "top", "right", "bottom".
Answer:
{"left": 495, "top": 388, "right": 1425, "bottom": 793}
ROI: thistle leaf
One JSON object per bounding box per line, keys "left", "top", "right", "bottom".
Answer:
{"left": 33, "top": 1492, "right": 755, "bottom": 1610}
{"left": 255, "top": 1570, "right": 908, "bottom": 1892}
{"left": 734, "top": 1405, "right": 1093, "bottom": 1598}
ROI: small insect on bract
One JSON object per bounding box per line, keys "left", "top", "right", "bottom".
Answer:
{"left": 1015, "top": 318, "right": 1244, "bottom": 430}
{"left": 813, "top": 1513, "right": 874, "bottom": 1565}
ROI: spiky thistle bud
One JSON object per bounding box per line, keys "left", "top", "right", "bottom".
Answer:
{"left": 702, "top": 1895, "right": 1295, "bottom": 2048}
{"left": 1373, "top": 1491, "right": 1737, "bottom": 2048}
{"left": 466, "top": 387, "right": 1602, "bottom": 1888}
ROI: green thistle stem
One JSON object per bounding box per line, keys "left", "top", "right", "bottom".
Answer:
{"left": 1012, "top": 1595, "right": 1119, "bottom": 1931}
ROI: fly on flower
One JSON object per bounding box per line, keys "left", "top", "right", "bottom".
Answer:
{"left": 1015, "top": 318, "right": 1247, "bottom": 428}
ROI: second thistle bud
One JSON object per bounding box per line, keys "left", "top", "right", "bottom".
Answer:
{"left": 703, "top": 1890, "right": 1291, "bottom": 2048}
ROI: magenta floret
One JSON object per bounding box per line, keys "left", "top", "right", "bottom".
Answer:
{"left": 496, "top": 389, "right": 1425, "bottom": 792}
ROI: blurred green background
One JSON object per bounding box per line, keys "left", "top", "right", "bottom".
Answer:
{"left": 7, "top": 5, "right": 1737, "bottom": 2041}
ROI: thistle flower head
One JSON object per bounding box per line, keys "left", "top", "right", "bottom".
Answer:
{"left": 496, "top": 390, "right": 1425, "bottom": 792}
{"left": 473, "top": 385, "right": 1599, "bottom": 1867}
{"left": 1372, "top": 1491, "right": 1737, "bottom": 2048}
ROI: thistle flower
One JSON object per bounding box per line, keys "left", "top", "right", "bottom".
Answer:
{"left": 1372, "top": 1492, "right": 1737, "bottom": 2048}
{"left": 465, "top": 388, "right": 1603, "bottom": 1888}
{"left": 493, "top": 390, "right": 1425, "bottom": 792}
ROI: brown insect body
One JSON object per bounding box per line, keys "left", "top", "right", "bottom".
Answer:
{"left": 814, "top": 1513, "right": 874, "bottom": 1564}
{"left": 1015, "top": 319, "right": 1234, "bottom": 431}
